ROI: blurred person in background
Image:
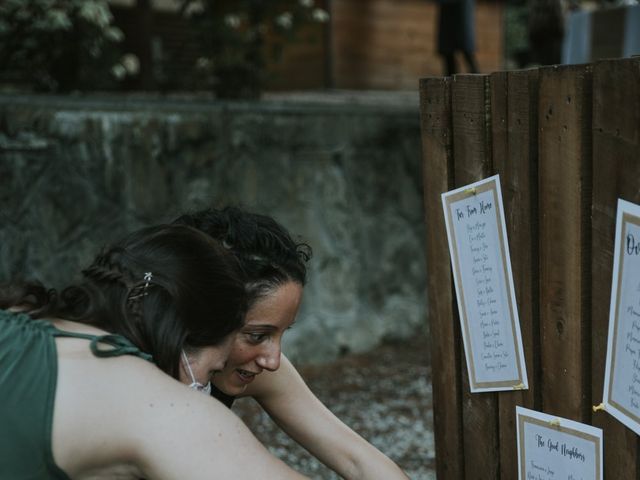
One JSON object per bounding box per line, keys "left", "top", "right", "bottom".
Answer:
{"left": 528, "top": 0, "right": 566, "bottom": 65}
{"left": 437, "top": 0, "right": 479, "bottom": 75}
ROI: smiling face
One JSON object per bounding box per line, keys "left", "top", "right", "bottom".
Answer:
{"left": 213, "top": 281, "right": 303, "bottom": 396}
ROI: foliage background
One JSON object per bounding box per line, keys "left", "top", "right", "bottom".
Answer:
{"left": 0, "top": 0, "right": 139, "bottom": 91}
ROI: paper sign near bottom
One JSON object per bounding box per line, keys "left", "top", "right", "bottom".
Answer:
{"left": 516, "top": 406, "right": 603, "bottom": 480}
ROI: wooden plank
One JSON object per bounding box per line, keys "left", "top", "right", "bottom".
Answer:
{"left": 331, "top": 0, "right": 504, "bottom": 88}
{"left": 591, "top": 57, "right": 640, "bottom": 480}
{"left": 333, "top": 30, "right": 438, "bottom": 53}
{"left": 333, "top": 0, "right": 436, "bottom": 20}
{"left": 419, "top": 77, "right": 463, "bottom": 480}
{"left": 452, "top": 74, "right": 499, "bottom": 480}
{"left": 333, "top": 14, "right": 437, "bottom": 33}
{"left": 491, "top": 69, "right": 541, "bottom": 480}
{"left": 538, "top": 64, "right": 593, "bottom": 422}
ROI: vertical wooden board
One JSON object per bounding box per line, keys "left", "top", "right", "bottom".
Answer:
{"left": 419, "top": 77, "right": 464, "bottom": 480}
{"left": 490, "top": 72, "right": 508, "bottom": 174}
{"left": 490, "top": 73, "right": 514, "bottom": 480}
{"left": 591, "top": 57, "right": 640, "bottom": 480}
{"left": 538, "top": 64, "right": 592, "bottom": 422}
{"left": 452, "top": 74, "right": 499, "bottom": 480}
{"left": 505, "top": 70, "right": 541, "bottom": 412}
{"left": 491, "top": 69, "right": 540, "bottom": 480}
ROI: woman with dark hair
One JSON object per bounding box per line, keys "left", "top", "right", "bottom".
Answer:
{"left": 175, "top": 207, "right": 409, "bottom": 480}
{"left": 0, "top": 224, "right": 308, "bottom": 479}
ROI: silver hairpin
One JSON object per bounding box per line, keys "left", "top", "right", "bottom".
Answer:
{"left": 129, "top": 272, "right": 153, "bottom": 300}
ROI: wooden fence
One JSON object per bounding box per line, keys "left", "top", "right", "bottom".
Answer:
{"left": 419, "top": 57, "right": 640, "bottom": 479}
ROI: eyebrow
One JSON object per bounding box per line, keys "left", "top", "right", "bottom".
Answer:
{"left": 241, "top": 325, "right": 278, "bottom": 333}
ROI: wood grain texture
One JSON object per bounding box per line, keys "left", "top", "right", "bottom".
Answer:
{"left": 491, "top": 69, "right": 541, "bottom": 480}
{"left": 452, "top": 74, "right": 499, "bottom": 480}
{"left": 419, "top": 76, "right": 463, "bottom": 480}
{"left": 591, "top": 57, "right": 640, "bottom": 480}
{"left": 538, "top": 64, "right": 593, "bottom": 422}
{"left": 424, "top": 56, "right": 640, "bottom": 480}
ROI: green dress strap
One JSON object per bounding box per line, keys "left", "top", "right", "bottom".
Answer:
{"left": 47, "top": 324, "right": 154, "bottom": 363}
{"left": 0, "top": 310, "right": 154, "bottom": 479}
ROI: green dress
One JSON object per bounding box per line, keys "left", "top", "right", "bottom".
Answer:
{"left": 0, "top": 309, "right": 152, "bottom": 479}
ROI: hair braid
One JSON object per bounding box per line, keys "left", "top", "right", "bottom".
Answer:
{"left": 1, "top": 224, "right": 247, "bottom": 380}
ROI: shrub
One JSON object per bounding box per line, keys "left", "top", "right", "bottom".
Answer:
{"left": 180, "top": 0, "right": 329, "bottom": 98}
{"left": 0, "top": 0, "right": 137, "bottom": 92}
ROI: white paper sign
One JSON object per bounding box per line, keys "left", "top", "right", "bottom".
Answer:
{"left": 516, "top": 406, "right": 603, "bottom": 480}
{"left": 603, "top": 199, "right": 640, "bottom": 435}
{"left": 442, "top": 175, "right": 528, "bottom": 392}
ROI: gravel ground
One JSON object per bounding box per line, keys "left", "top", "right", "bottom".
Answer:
{"left": 232, "top": 336, "right": 436, "bottom": 479}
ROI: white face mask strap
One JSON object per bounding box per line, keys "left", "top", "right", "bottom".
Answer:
{"left": 181, "top": 349, "right": 198, "bottom": 384}
{"left": 181, "top": 349, "right": 212, "bottom": 395}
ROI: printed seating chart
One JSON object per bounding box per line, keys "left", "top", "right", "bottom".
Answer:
{"left": 603, "top": 199, "right": 640, "bottom": 435}
{"left": 516, "top": 406, "right": 603, "bottom": 480}
{"left": 442, "top": 175, "right": 528, "bottom": 392}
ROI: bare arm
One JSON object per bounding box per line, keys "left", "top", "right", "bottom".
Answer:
{"left": 244, "top": 355, "right": 410, "bottom": 480}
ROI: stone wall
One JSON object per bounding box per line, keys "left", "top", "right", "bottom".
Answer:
{"left": 0, "top": 94, "right": 426, "bottom": 364}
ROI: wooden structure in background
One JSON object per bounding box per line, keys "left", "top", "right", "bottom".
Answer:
{"left": 109, "top": 0, "right": 504, "bottom": 91}
{"left": 332, "top": 0, "right": 503, "bottom": 89}
{"left": 419, "top": 56, "right": 640, "bottom": 479}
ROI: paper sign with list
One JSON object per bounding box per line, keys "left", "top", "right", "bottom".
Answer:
{"left": 603, "top": 199, "right": 640, "bottom": 435}
{"left": 516, "top": 406, "right": 603, "bottom": 480}
{"left": 442, "top": 175, "right": 528, "bottom": 392}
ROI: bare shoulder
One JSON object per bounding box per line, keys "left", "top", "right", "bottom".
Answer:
{"left": 52, "top": 345, "right": 304, "bottom": 479}
{"left": 52, "top": 341, "right": 182, "bottom": 476}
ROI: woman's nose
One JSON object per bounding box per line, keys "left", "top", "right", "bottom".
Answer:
{"left": 257, "top": 345, "right": 281, "bottom": 371}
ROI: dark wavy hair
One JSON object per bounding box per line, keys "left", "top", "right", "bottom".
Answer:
{"left": 0, "top": 224, "right": 247, "bottom": 378}
{"left": 174, "top": 207, "right": 311, "bottom": 307}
